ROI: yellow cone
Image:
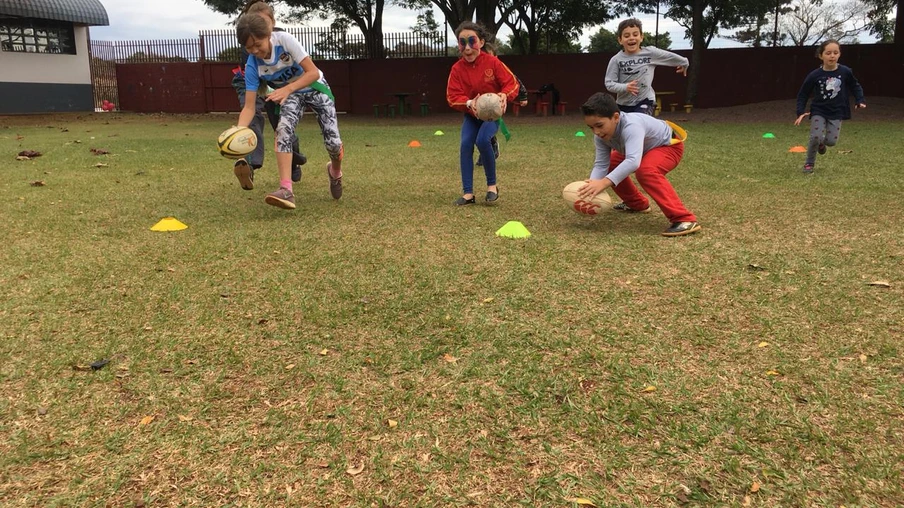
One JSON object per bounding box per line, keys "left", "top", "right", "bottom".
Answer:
{"left": 150, "top": 217, "right": 188, "bottom": 232}
{"left": 495, "top": 221, "right": 531, "bottom": 239}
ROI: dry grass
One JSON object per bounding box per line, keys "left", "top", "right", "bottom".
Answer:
{"left": 1, "top": 109, "right": 902, "bottom": 507}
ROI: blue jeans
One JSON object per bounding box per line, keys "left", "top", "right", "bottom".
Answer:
{"left": 459, "top": 114, "right": 499, "bottom": 194}
{"left": 618, "top": 99, "right": 656, "bottom": 116}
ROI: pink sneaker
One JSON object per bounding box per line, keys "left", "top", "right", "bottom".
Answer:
{"left": 264, "top": 187, "right": 296, "bottom": 209}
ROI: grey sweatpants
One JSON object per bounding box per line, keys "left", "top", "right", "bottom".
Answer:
{"left": 807, "top": 115, "right": 842, "bottom": 165}
{"left": 275, "top": 83, "right": 343, "bottom": 162}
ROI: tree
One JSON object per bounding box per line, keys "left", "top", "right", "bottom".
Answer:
{"left": 782, "top": 0, "right": 871, "bottom": 46}
{"left": 397, "top": 0, "right": 507, "bottom": 34}
{"left": 217, "top": 46, "right": 243, "bottom": 62}
{"left": 409, "top": 9, "right": 445, "bottom": 44}
{"left": 587, "top": 27, "right": 672, "bottom": 52}
{"left": 499, "top": 28, "right": 582, "bottom": 54}
{"left": 861, "top": 0, "right": 899, "bottom": 43}
{"left": 201, "top": 0, "right": 388, "bottom": 58}
{"left": 497, "top": 0, "right": 622, "bottom": 54}
{"left": 665, "top": 0, "right": 786, "bottom": 104}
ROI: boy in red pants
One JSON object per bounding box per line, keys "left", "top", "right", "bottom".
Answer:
{"left": 577, "top": 92, "right": 700, "bottom": 237}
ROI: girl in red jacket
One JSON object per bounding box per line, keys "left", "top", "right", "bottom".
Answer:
{"left": 446, "top": 22, "right": 519, "bottom": 205}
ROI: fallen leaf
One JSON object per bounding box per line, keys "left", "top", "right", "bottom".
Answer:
{"left": 30, "top": 180, "right": 46, "bottom": 187}
{"left": 742, "top": 495, "right": 752, "bottom": 506}
{"left": 178, "top": 414, "right": 193, "bottom": 422}
{"left": 482, "top": 297, "right": 494, "bottom": 303}
{"left": 442, "top": 353, "right": 458, "bottom": 364}
{"left": 317, "top": 461, "right": 329, "bottom": 468}
{"left": 346, "top": 462, "right": 365, "bottom": 476}
{"left": 139, "top": 415, "right": 155, "bottom": 426}
{"left": 18, "top": 150, "right": 41, "bottom": 157}
{"left": 90, "top": 148, "right": 110, "bottom": 155}
{"left": 16, "top": 155, "right": 32, "bottom": 161}
{"left": 319, "top": 348, "right": 328, "bottom": 356}
{"left": 564, "top": 497, "right": 597, "bottom": 507}
{"left": 866, "top": 280, "right": 891, "bottom": 288}
{"left": 641, "top": 385, "right": 657, "bottom": 393}
{"left": 387, "top": 419, "right": 398, "bottom": 428}
{"left": 766, "top": 370, "right": 780, "bottom": 376}
{"left": 859, "top": 354, "right": 867, "bottom": 363}
{"left": 750, "top": 481, "right": 760, "bottom": 493}
{"left": 758, "top": 341, "right": 769, "bottom": 348}
{"left": 838, "top": 149, "right": 853, "bottom": 154}
{"left": 285, "top": 364, "right": 296, "bottom": 370}
{"left": 94, "top": 163, "right": 108, "bottom": 168}
{"left": 747, "top": 263, "right": 766, "bottom": 271}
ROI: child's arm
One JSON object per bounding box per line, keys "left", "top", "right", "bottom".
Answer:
{"left": 587, "top": 122, "right": 645, "bottom": 195}
{"left": 237, "top": 90, "right": 258, "bottom": 127}
{"left": 604, "top": 56, "right": 628, "bottom": 95}
{"left": 846, "top": 67, "right": 866, "bottom": 108}
{"left": 266, "top": 57, "right": 320, "bottom": 104}
{"left": 648, "top": 47, "right": 689, "bottom": 75}
{"left": 794, "top": 71, "right": 816, "bottom": 125}
{"left": 578, "top": 137, "right": 614, "bottom": 199}
{"left": 446, "top": 67, "right": 473, "bottom": 114}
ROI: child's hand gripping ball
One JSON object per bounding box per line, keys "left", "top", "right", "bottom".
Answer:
{"left": 562, "top": 180, "right": 612, "bottom": 216}
{"left": 217, "top": 126, "right": 257, "bottom": 159}
{"left": 474, "top": 93, "right": 504, "bottom": 121}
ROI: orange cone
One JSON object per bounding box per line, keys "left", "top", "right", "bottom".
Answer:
{"left": 408, "top": 140, "right": 421, "bottom": 147}
{"left": 788, "top": 146, "right": 806, "bottom": 153}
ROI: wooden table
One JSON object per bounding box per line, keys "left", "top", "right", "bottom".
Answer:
{"left": 654, "top": 91, "right": 676, "bottom": 116}
{"left": 390, "top": 92, "right": 412, "bottom": 117}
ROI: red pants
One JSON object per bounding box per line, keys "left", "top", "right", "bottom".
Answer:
{"left": 608, "top": 143, "right": 696, "bottom": 223}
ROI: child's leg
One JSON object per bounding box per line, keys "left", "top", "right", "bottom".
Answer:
{"left": 459, "top": 115, "right": 481, "bottom": 196}
{"left": 476, "top": 121, "right": 499, "bottom": 191}
{"left": 806, "top": 115, "right": 827, "bottom": 165}
{"left": 608, "top": 151, "right": 650, "bottom": 211}
{"left": 824, "top": 119, "right": 842, "bottom": 147}
{"left": 274, "top": 93, "right": 305, "bottom": 187}
{"left": 265, "top": 99, "right": 306, "bottom": 170}
{"left": 232, "top": 73, "right": 266, "bottom": 169}
{"left": 306, "top": 91, "right": 343, "bottom": 174}
{"left": 634, "top": 143, "right": 696, "bottom": 223}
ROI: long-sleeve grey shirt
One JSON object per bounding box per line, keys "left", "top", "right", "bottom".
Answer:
{"left": 589, "top": 112, "right": 676, "bottom": 185}
{"left": 605, "top": 47, "right": 689, "bottom": 106}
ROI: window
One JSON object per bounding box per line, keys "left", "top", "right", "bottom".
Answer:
{"left": 0, "top": 18, "right": 76, "bottom": 55}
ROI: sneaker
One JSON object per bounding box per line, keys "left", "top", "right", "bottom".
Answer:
{"left": 817, "top": 143, "right": 826, "bottom": 155}
{"left": 326, "top": 162, "right": 342, "bottom": 199}
{"left": 264, "top": 187, "right": 296, "bottom": 209}
{"left": 233, "top": 158, "right": 254, "bottom": 190}
{"left": 661, "top": 221, "right": 701, "bottom": 237}
{"left": 291, "top": 164, "right": 302, "bottom": 183}
{"left": 803, "top": 163, "right": 814, "bottom": 174}
{"left": 454, "top": 196, "right": 476, "bottom": 206}
{"left": 491, "top": 135, "right": 500, "bottom": 160}
{"left": 485, "top": 190, "right": 498, "bottom": 203}
{"left": 613, "top": 202, "right": 652, "bottom": 213}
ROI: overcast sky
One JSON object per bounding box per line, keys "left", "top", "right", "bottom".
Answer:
{"left": 88, "top": 0, "right": 747, "bottom": 50}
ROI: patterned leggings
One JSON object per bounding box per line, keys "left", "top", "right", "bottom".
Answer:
{"left": 807, "top": 115, "right": 842, "bottom": 164}
{"left": 275, "top": 83, "right": 343, "bottom": 162}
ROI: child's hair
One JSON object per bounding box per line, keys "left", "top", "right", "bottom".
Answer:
{"left": 236, "top": 13, "right": 271, "bottom": 45}
{"left": 241, "top": 0, "right": 273, "bottom": 17}
{"left": 581, "top": 92, "right": 619, "bottom": 118}
{"left": 455, "top": 21, "right": 497, "bottom": 54}
{"left": 816, "top": 39, "right": 840, "bottom": 57}
{"left": 617, "top": 18, "right": 643, "bottom": 38}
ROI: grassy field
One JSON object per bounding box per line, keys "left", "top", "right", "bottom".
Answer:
{"left": 1, "top": 111, "right": 902, "bottom": 507}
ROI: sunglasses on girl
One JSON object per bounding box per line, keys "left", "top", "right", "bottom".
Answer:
{"left": 458, "top": 36, "right": 478, "bottom": 48}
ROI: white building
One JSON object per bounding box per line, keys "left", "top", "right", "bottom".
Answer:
{"left": 0, "top": 0, "right": 108, "bottom": 114}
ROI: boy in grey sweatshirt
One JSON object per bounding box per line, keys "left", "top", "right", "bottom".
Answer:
{"left": 604, "top": 18, "right": 688, "bottom": 115}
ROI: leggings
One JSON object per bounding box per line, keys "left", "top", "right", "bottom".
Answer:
{"left": 275, "top": 82, "right": 343, "bottom": 162}
{"left": 807, "top": 115, "right": 842, "bottom": 164}
{"left": 459, "top": 114, "right": 499, "bottom": 194}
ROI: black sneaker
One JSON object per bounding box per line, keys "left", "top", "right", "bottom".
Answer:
{"left": 661, "top": 221, "right": 701, "bottom": 237}
{"left": 454, "top": 196, "right": 476, "bottom": 206}
{"left": 817, "top": 143, "right": 826, "bottom": 155}
{"left": 234, "top": 159, "right": 254, "bottom": 190}
{"left": 613, "top": 202, "right": 651, "bottom": 213}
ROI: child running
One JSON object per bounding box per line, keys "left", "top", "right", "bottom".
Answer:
{"left": 794, "top": 39, "right": 866, "bottom": 174}
{"left": 577, "top": 92, "right": 700, "bottom": 237}
{"left": 605, "top": 18, "right": 688, "bottom": 115}
{"left": 231, "top": 0, "right": 306, "bottom": 190}
{"left": 446, "top": 21, "right": 519, "bottom": 206}
{"left": 235, "top": 9, "right": 344, "bottom": 209}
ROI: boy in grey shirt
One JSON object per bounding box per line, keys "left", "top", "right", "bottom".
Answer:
{"left": 605, "top": 18, "right": 689, "bottom": 115}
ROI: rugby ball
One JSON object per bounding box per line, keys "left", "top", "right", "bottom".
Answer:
{"left": 475, "top": 93, "right": 504, "bottom": 121}
{"left": 562, "top": 180, "right": 613, "bottom": 216}
{"left": 217, "top": 126, "right": 257, "bottom": 159}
